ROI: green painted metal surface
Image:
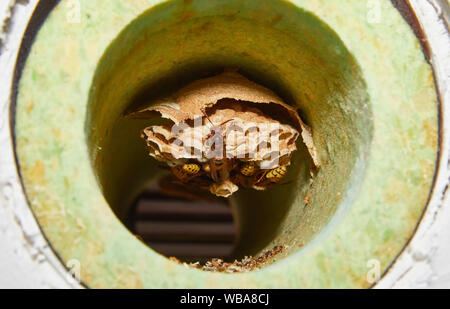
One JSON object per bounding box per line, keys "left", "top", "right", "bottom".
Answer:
{"left": 15, "top": 0, "right": 438, "bottom": 288}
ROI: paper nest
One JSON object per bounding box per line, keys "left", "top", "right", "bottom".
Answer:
{"left": 130, "top": 70, "right": 319, "bottom": 197}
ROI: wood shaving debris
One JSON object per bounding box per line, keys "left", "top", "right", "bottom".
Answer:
{"left": 170, "top": 245, "right": 286, "bottom": 273}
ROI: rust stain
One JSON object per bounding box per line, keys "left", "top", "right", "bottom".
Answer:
{"left": 52, "top": 128, "right": 62, "bottom": 140}
{"left": 349, "top": 267, "right": 372, "bottom": 289}
{"left": 422, "top": 118, "right": 438, "bottom": 150}
{"left": 68, "top": 105, "right": 76, "bottom": 117}
{"left": 64, "top": 177, "right": 70, "bottom": 189}
{"left": 78, "top": 239, "right": 105, "bottom": 286}
{"left": 384, "top": 189, "right": 400, "bottom": 204}
{"left": 376, "top": 242, "right": 396, "bottom": 257}
{"left": 26, "top": 101, "right": 35, "bottom": 115}
{"left": 29, "top": 160, "right": 46, "bottom": 184}
{"left": 383, "top": 179, "right": 414, "bottom": 205}
{"left": 27, "top": 190, "right": 66, "bottom": 239}
{"left": 113, "top": 266, "right": 144, "bottom": 289}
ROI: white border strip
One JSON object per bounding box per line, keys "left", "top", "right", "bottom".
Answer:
{"left": 376, "top": 0, "right": 450, "bottom": 288}
{"left": 0, "top": 0, "right": 81, "bottom": 289}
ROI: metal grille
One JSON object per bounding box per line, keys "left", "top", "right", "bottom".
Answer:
{"left": 127, "top": 183, "right": 237, "bottom": 263}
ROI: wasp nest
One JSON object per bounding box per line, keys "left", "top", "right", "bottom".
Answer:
{"left": 131, "top": 70, "right": 318, "bottom": 197}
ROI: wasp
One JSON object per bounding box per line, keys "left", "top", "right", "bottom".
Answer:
{"left": 256, "top": 166, "right": 287, "bottom": 184}
{"left": 171, "top": 163, "right": 201, "bottom": 182}
{"left": 200, "top": 109, "right": 237, "bottom": 183}
{"left": 240, "top": 161, "right": 258, "bottom": 177}
{"left": 266, "top": 166, "right": 287, "bottom": 181}
{"left": 209, "top": 158, "right": 229, "bottom": 182}
{"left": 201, "top": 109, "right": 234, "bottom": 151}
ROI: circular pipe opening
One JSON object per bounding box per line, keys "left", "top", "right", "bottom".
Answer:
{"left": 13, "top": 0, "right": 440, "bottom": 287}
{"left": 86, "top": 0, "right": 372, "bottom": 268}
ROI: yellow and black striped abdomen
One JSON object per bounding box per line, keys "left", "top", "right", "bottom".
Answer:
{"left": 181, "top": 163, "right": 201, "bottom": 175}
{"left": 240, "top": 161, "right": 257, "bottom": 176}
{"left": 172, "top": 164, "right": 201, "bottom": 181}
{"left": 266, "top": 166, "right": 287, "bottom": 180}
